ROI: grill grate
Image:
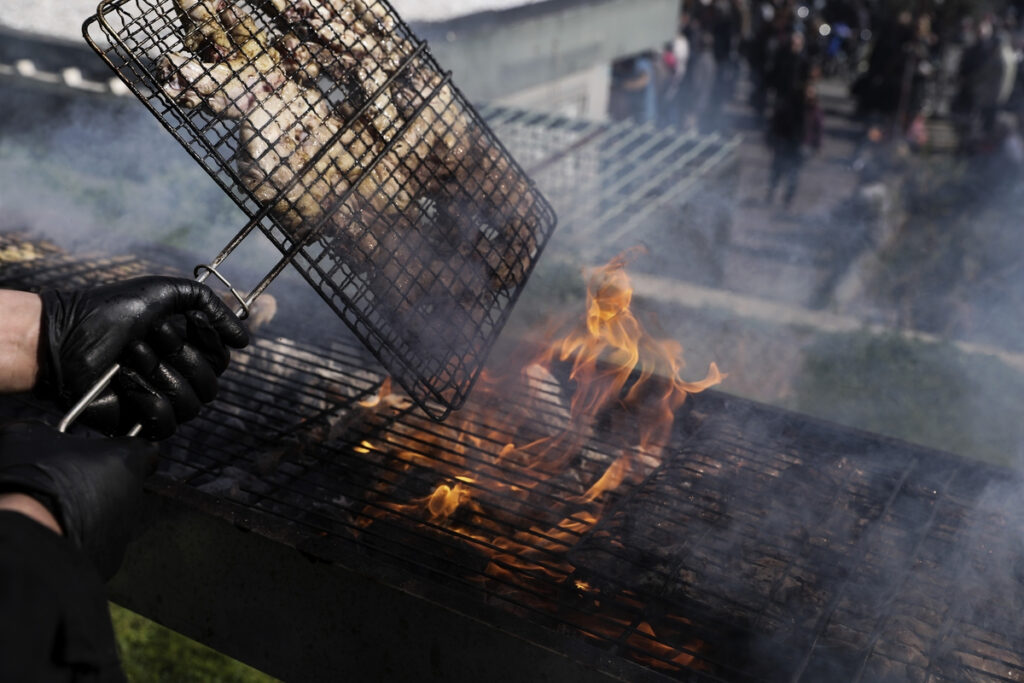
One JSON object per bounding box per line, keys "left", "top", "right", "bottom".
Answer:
{"left": 478, "top": 105, "right": 740, "bottom": 262}
{"left": 83, "top": 0, "right": 558, "bottom": 420}
{"left": 571, "top": 398, "right": 1024, "bottom": 682}
{"left": 3, "top": 232, "right": 1022, "bottom": 682}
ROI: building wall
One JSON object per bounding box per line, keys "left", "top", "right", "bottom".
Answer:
{"left": 418, "top": 0, "right": 678, "bottom": 115}
{"left": 495, "top": 63, "right": 610, "bottom": 120}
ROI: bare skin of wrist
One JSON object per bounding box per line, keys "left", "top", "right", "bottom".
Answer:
{"left": 0, "top": 492, "right": 63, "bottom": 535}
{"left": 0, "top": 291, "right": 42, "bottom": 393}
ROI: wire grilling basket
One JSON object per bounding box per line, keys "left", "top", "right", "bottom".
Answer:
{"left": 82, "top": 0, "right": 557, "bottom": 421}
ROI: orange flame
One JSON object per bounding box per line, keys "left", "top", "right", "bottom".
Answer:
{"left": 354, "top": 249, "right": 723, "bottom": 671}
{"left": 523, "top": 247, "right": 723, "bottom": 474}
{"left": 425, "top": 482, "right": 470, "bottom": 523}
{"left": 577, "top": 455, "right": 629, "bottom": 504}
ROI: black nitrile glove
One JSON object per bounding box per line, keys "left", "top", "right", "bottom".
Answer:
{"left": 35, "top": 276, "right": 249, "bottom": 440}
{"left": 0, "top": 419, "right": 158, "bottom": 580}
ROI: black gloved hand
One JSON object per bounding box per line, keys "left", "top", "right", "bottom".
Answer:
{"left": 35, "top": 276, "right": 249, "bottom": 440}
{"left": 0, "top": 419, "right": 157, "bottom": 581}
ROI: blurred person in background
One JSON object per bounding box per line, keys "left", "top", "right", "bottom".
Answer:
{"left": 766, "top": 82, "right": 823, "bottom": 208}
{"left": 686, "top": 31, "right": 719, "bottom": 132}
{"left": 659, "top": 30, "right": 691, "bottom": 128}
{"left": 768, "top": 29, "right": 813, "bottom": 113}
{"left": 899, "top": 12, "right": 939, "bottom": 146}
{"left": 953, "top": 14, "right": 1009, "bottom": 149}
{"left": 852, "top": 10, "right": 916, "bottom": 128}
{"left": 823, "top": 20, "right": 855, "bottom": 79}
{"left": 688, "top": 0, "right": 744, "bottom": 130}
{"left": 610, "top": 53, "right": 659, "bottom": 126}
{"left": 746, "top": 1, "right": 777, "bottom": 116}
{"left": 710, "top": 0, "right": 742, "bottom": 126}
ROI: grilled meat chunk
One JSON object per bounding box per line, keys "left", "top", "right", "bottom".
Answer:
{"left": 158, "top": 0, "right": 542, "bottom": 296}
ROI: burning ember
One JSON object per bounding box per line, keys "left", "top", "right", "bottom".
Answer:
{"left": 353, "top": 249, "right": 723, "bottom": 672}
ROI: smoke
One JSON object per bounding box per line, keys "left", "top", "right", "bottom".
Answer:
{"left": 0, "top": 86, "right": 244, "bottom": 257}
{"left": 518, "top": 83, "right": 1024, "bottom": 675}
{"left": 0, "top": 81, "right": 364, "bottom": 342}
{"left": 956, "top": 470, "right": 1024, "bottom": 641}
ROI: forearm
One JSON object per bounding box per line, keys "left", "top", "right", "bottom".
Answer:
{"left": 0, "top": 493, "right": 61, "bottom": 535}
{"left": 0, "top": 291, "right": 42, "bottom": 393}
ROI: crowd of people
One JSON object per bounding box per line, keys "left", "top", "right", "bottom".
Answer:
{"left": 610, "top": 0, "right": 1024, "bottom": 205}
{"left": 850, "top": 3, "right": 1024, "bottom": 159}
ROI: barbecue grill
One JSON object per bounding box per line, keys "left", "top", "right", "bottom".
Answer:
{"left": 83, "top": 0, "right": 558, "bottom": 420}
{"left": 3, "top": 232, "right": 1022, "bottom": 682}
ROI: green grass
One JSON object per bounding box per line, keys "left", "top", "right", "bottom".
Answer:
{"left": 792, "top": 331, "right": 1024, "bottom": 466}
{"left": 620, "top": 292, "right": 1024, "bottom": 468}
{"left": 110, "top": 604, "right": 277, "bottom": 683}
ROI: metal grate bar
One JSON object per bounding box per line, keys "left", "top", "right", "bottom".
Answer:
{"left": 600, "top": 135, "right": 742, "bottom": 248}
{"left": 545, "top": 131, "right": 695, "bottom": 236}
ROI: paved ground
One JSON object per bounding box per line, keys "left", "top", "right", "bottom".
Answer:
{"left": 716, "top": 77, "right": 869, "bottom": 311}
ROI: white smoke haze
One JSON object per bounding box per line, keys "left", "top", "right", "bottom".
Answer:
{"left": 0, "top": 83, "right": 353, "bottom": 342}
{"left": 0, "top": 92, "right": 242, "bottom": 256}
{"left": 2, "top": 2, "right": 1023, "bottom": 470}
{"left": 3, "top": 4, "right": 1024, "bottom": 681}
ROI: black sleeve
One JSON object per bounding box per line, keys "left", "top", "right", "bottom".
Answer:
{"left": 0, "top": 511, "right": 125, "bottom": 683}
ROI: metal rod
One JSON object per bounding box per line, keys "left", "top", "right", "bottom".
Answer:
{"left": 57, "top": 364, "right": 127, "bottom": 434}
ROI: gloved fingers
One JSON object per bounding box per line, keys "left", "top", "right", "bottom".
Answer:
{"left": 149, "top": 311, "right": 232, "bottom": 377}
{"left": 184, "top": 310, "right": 232, "bottom": 375}
{"left": 143, "top": 361, "right": 203, "bottom": 425}
{"left": 120, "top": 338, "right": 207, "bottom": 426}
{"left": 170, "top": 342, "right": 220, "bottom": 403}
{"left": 149, "top": 315, "right": 187, "bottom": 355}
{"left": 56, "top": 339, "right": 158, "bottom": 418}
{"left": 174, "top": 282, "right": 250, "bottom": 349}
{"left": 148, "top": 316, "right": 221, "bottom": 402}
{"left": 111, "top": 368, "right": 178, "bottom": 440}
{"left": 74, "top": 337, "right": 208, "bottom": 438}
{"left": 77, "top": 389, "right": 125, "bottom": 437}
{"left": 120, "top": 340, "right": 161, "bottom": 377}
{"left": 80, "top": 388, "right": 181, "bottom": 441}
{"left": 78, "top": 378, "right": 176, "bottom": 441}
